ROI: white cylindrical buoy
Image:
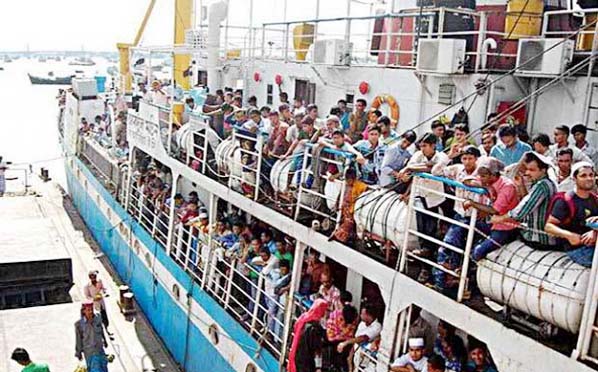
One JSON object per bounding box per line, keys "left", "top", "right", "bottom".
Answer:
{"left": 477, "top": 241, "right": 590, "bottom": 333}
{"left": 353, "top": 189, "right": 419, "bottom": 249}
{"left": 214, "top": 137, "right": 237, "bottom": 174}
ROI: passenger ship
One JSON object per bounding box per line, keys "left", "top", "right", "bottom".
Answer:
{"left": 59, "top": 0, "right": 598, "bottom": 371}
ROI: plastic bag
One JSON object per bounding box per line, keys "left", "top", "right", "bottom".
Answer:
{"left": 73, "top": 363, "right": 87, "bottom": 372}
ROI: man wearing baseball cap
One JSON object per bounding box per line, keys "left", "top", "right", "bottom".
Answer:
{"left": 545, "top": 162, "right": 598, "bottom": 267}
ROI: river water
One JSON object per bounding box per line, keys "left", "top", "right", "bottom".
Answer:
{"left": 0, "top": 58, "right": 112, "bottom": 192}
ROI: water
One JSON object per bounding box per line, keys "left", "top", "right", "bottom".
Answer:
{"left": 0, "top": 58, "right": 112, "bottom": 192}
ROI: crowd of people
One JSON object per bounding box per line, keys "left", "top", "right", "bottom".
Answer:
{"left": 182, "top": 88, "right": 598, "bottom": 295}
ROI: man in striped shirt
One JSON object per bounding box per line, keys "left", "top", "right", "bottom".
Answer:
{"left": 491, "top": 152, "right": 557, "bottom": 249}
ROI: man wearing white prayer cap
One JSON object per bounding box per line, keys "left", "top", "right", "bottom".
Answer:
{"left": 390, "top": 338, "right": 428, "bottom": 372}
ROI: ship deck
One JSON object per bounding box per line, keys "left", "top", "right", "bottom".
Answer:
{"left": 0, "top": 177, "right": 180, "bottom": 372}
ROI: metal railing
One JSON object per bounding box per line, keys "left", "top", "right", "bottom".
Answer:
{"left": 398, "top": 173, "right": 486, "bottom": 302}
{"left": 228, "top": 127, "right": 266, "bottom": 201}
{"left": 543, "top": 8, "right": 598, "bottom": 55}
{"left": 126, "top": 181, "right": 170, "bottom": 248}
{"left": 185, "top": 114, "right": 222, "bottom": 175}
{"left": 79, "top": 136, "right": 123, "bottom": 190}
{"left": 294, "top": 144, "right": 351, "bottom": 228}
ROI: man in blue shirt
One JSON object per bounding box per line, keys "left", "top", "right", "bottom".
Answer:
{"left": 489, "top": 124, "right": 532, "bottom": 166}
{"left": 379, "top": 130, "right": 417, "bottom": 188}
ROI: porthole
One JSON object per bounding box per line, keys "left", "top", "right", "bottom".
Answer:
{"left": 172, "top": 284, "right": 180, "bottom": 300}
{"left": 245, "top": 363, "right": 257, "bottom": 372}
{"left": 106, "top": 208, "right": 112, "bottom": 220}
{"left": 96, "top": 194, "right": 101, "bottom": 205}
{"left": 208, "top": 324, "right": 220, "bottom": 345}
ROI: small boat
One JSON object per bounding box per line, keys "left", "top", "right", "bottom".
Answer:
{"left": 0, "top": 67, "right": 4, "bottom": 71}
{"left": 28, "top": 73, "right": 73, "bottom": 85}
{"left": 69, "top": 57, "right": 95, "bottom": 66}
{"left": 38, "top": 57, "right": 47, "bottom": 63}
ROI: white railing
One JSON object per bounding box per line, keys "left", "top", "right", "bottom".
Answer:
{"left": 228, "top": 127, "right": 266, "bottom": 201}
{"left": 126, "top": 181, "right": 170, "bottom": 248}
{"left": 398, "top": 173, "right": 485, "bottom": 302}
{"left": 294, "top": 144, "right": 350, "bottom": 229}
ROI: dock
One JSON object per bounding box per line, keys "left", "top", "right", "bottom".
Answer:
{"left": 0, "top": 177, "right": 180, "bottom": 372}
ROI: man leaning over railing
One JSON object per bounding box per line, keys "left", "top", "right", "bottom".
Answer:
{"left": 462, "top": 157, "right": 519, "bottom": 262}
{"left": 545, "top": 162, "right": 598, "bottom": 267}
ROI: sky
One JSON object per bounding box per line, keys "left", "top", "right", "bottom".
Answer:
{"left": 0, "top": 0, "right": 379, "bottom": 52}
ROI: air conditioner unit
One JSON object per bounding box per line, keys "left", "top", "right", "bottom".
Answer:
{"left": 416, "top": 39, "right": 466, "bottom": 74}
{"left": 311, "top": 39, "right": 352, "bottom": 65}
{"left": 72, "top": 78, "right": 98, "bottom": 100}
{"left": 516, "top": 38, "right": 574, "bottom": 76}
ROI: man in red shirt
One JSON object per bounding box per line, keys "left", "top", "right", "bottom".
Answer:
{"left": 464, "top": 157, "right": 519, "bottom": 261}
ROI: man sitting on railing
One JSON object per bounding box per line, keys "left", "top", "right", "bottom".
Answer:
{"left": 379, "top": 131, "right": 417, "bottom": 189}
{"left": 463, "top": 157, "right": 519, "bottom": 261}
{"left": 545, "top": 162, "right": 598, "bottom": 267}
{"left": 432, "top": 145, "right": 488, "bottom": 292}
{"left": 336, "top": 303, "right": 382, "bottom": 372}
{"left": 398, "top": 133, "right": 450, "bottom": 283}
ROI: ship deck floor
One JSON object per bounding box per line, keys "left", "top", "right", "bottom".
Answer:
{"left": 0, "top": 177, "right": 180, "bottom": 372}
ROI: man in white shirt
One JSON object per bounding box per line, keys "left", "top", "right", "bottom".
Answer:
{"left": 83, "top": 270, "right": 113, "bottom": 338}
{"left": 572, "top": 124, "right": 598, "bottom": 168}
{"left": 390, "top": 338, "right": 428, "bottom": 372}
{"left": 245, "top": 248, "right": 279, "bottom": 321}
{"left": 398, "top": 133, "right": 450, "bottom": 282}
{"left": 336, "top": 304, "right": 382, "bottom": 362}
{"left": 548, "top": 125, "right": 592, "bottom": 164}
{"left": 556, "top": 148, "right": 576, "bottom": 192}
{"left": 147, "top": 80, "right": 169, "bottom": 107}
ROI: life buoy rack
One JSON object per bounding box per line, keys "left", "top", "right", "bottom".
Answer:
{"left": 370, "top": 94, "right": 400, "bottom": 126}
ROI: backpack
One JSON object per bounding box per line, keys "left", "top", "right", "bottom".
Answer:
{"left": 546, "top": 191, "right": 576, "bottom": 226}
{"left": 546, "top": 191, "right": 598, "bottom": 226}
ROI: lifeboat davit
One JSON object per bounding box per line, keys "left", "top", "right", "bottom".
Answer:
{"left": 477, "top": 241, "right": 590, "bottom": 333}
{"left": 353, "top": 189, "right": 419, "bottom": 249}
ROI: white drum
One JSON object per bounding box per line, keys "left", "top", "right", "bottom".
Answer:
{"left": 477, "top": 241, "right": 590, "bottom": 333}
{"left": 353, "top": 189, "right": 419, "bottom": 249}
{"left": 270, "top": 158, "right": 295, "bottom": 193}
{"left": 324, "top": 179, "right": 343, "bottom": 211}
{"left": 215, "top": 137, "right": 237, "bottom": 174}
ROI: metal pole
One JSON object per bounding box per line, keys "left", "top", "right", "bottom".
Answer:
{"left": 398, "top": 180, "right": 416, "bottom": 272}
{"left": 457, "top": 209, "right": 478, "bottom": 302}
{"left": 279, "top": 241, "right": 305, "bottom": 368}
{"left": 284, "top": 23, "right": 290, "bottom": 63}
{"left": 254, "top": 135, "right": 264, "bottom": 201}
{"left": 165, "top": 173, "right": 180, "bottom": 255}
{"left": 250, "top": 274, "right": 264, "bottom": 333}
{"left": 574, "top": 235, "right": 598, "bottom": 360}
{"left": 475, "top": 12, "right": 487, "bottom": 73}
{"left": 583, "top": 20, "right": 598, "bottom": 126}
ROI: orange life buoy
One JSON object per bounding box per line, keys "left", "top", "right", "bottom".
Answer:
{"left": 369, "top": 94, "right": 400, "bottom": 126}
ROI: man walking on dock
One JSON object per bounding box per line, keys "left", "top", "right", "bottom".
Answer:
{"left": 84, "top": 270, "right": 114, "bottom": 339}
{"left": 75, "top": 301, "right": 109, "bottom": 372}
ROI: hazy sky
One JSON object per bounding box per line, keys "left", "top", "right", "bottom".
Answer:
{"left": 0, "top": 0, "right": 377, "bottom": 52}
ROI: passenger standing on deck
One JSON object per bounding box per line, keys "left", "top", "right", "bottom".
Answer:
{"left": 489, "top": 125, "right": 532, "bottom": 166}
{"left": 549, "top": 125, "right": 592, "bottom": 164}
{"left": 84, "top": 270, "right": 114, "bottom": 339}
{"left": 545, "top": 162, "right": 598, "bottom": 267}
{"left": 379, "top": 131, "right": 416, "bottom": 189}
{"left": 10, "top": 348, "right": 50, "bottom": 372}
{"left": 348, "top": 99, "right": 368, "bottom": 143}
{"left": 288, "top": 299, "right": 328, "bottom": 372}
{"left": 572, "top": 124, "right": 598, "bottom": 167}
{"left": 148, "top": 80, "right": 169, "bottom": 107}
{"left": 556, "top": 148, "right": 575, "bottom": 192}
{"left": 75, "top": 302, "right": 109, "bottom": 372}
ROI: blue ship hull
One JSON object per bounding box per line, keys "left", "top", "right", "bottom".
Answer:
{"left": 65, "top": 157, "right": 279, "bottom": 372}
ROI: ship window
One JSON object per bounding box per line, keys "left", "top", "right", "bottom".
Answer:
{"left": 106, "top": 208, "right": 111, "bottom": 220}
{"left": 266, "top": 84, "right": 273, "bottom": 105}
{"left": 145, "top": 252, "right": 152, "bottom": 267}
{"left": 245, "top": 363, "right": 257, "bottom": 372}
{"left": 96, "top": 194, "right": 101, "bottom": 205}
{"left": 208, "top": 324, "right": 220, "bottom": 345}
{"left": 438, "top": 83, "right": 456, "bottom": 105}
{"left": 346, "top": 93, "right": 355, "bottom": 110}
{"left": 134, "top": 239, "right": 141, "bottom": 254}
